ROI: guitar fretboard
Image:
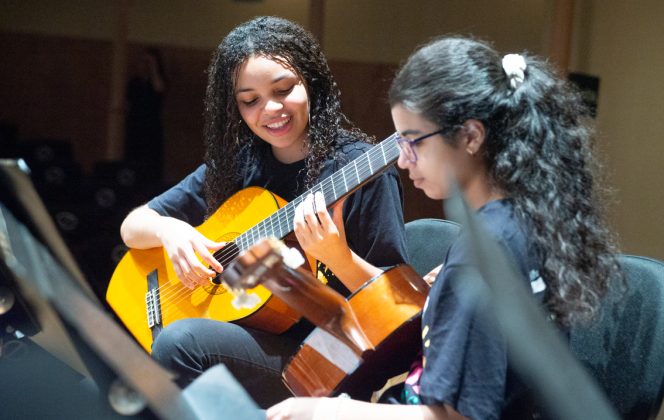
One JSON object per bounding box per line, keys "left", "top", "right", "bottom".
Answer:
{"left": 233, "top": 133, "right": 400, "bottom": 253}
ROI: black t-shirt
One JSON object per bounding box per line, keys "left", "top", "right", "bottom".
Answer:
{"left": 147, "top": 138, "right": 409, "bottom": 295}
{"left": 415, "top": 199, "right": 546, "bottom": 419}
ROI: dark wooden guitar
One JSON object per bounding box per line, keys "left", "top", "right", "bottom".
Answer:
{"left": 222, "top": 237, "right": 430, "bottom": 401}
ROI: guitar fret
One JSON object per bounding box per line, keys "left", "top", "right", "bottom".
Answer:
{"left": 279, "top": 203, "right": 290, "bottom": 238}
{"left": 327, "top": 180, "right": 335, "bottom": 203}
{"left": 330, "top": 177, "right": 336, "bottom": 201}
{"left": 285, "top": 201, "right": 296, "bottom": 233}
{"left": 335, "top": 176, "right": 344, "bottom": 199}
{"left": 324, "top": 179, "right": 333, "bottom": 203}
{"left": 277, "top": 207, "right": 284, "bottom": 238}
{"left": 275, "top": 209, "right": 282, "bottom": 238}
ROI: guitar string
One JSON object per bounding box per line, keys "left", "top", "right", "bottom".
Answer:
{"left": 206, "top": 133, "right": 399, "bottom": 264}
{"left": 157, "top": 139, "right": 395, "bottom": 306}
{"left": 158, "top": 246, "right": 243, "bottom": 311}
{"left": 209, "top": 133, "right": 398, "bottom": 265}
{"left": 158, "top": 149, "right": 389, "bottom": 310}
{"left": 156, "top": 135, "right": 399, "bottom": 317}
{"left": 157, "top": 136, "right": 399, "bottom": 316}
{"left": 158, "top": 148, "right": 396, "bottom": 314}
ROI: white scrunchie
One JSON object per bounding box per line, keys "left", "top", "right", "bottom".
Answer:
{"left": 502, "top": 53, "right": 527, "bottom": 90}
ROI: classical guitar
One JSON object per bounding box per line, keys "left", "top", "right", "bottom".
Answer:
{"left": 222, "top": 237, "right": 430, "bottom": 401}
{"left": 105, "top": 133, "right": 400, "bottom": 352}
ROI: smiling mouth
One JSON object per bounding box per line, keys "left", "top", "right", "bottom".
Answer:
{"left": 265, "top": 117, "right": 291, "bottom": 129}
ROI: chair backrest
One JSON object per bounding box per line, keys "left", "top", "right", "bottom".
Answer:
{"left": 404, "top": 218, "right": 461, "bottom": 277}
{"left": 570, "top": 254, "right": 664, "bottom": 419}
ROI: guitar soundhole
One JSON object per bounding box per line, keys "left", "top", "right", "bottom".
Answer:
{"left": 210, "top": 274, "right": 223, "bottom": 285}
{"left": 201, "top": 282, "right": 229, "bottom": 296}
{"left": 200, "top": 241, "right": 240, "bottom": 295}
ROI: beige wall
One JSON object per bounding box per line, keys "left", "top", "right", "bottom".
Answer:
{"left": 570, "top": 0, "right": 664, "bottom": 259}
{"left": 325, "top": 0, "right": 549, "bottom": 63}
{"left": 1, "top": 0, "right": 116, "bottom": 40}
{"left": 0, "top": 0, "right": 309, "bottom": 48}
{"left": 1, "top": 0, "right": 548, "bottom": 59}
{"left": 1, "top": 0, "right": 662, "bottom": 259}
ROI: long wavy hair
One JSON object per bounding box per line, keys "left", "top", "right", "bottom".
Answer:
{"left": 389, "top": 36, "right": 621, "bottom": 326}
{"left": 202, "top": 16, "right": 371, "bottom": 214}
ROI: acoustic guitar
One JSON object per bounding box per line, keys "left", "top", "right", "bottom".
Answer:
{"left": 105, "top": 133, "right": 400, "bottom": 352}
{"left": 222, "top": 237, "right": 429, "bottom": 401}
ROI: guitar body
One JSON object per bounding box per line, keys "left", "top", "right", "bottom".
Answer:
{"left": 283, "top": 264, "right": 429, "bottom": 401}
{"left": 106, "top": 187, "right": 302, "bottom": 352}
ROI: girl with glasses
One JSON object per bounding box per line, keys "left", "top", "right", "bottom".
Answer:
{"left": 276, "top": 36, "right": 621, "bottom": 419}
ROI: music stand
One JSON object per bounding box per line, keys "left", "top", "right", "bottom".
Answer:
{"left": 0, "top": 159, "right": 263, "bottom": 419}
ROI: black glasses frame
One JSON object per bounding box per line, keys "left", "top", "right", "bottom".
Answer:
{"left": 395, "top": 128, "right": 446, "bottom": 163}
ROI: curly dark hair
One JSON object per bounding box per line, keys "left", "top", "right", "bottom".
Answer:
{"left": 202, "top": 16, "right": 371, "bottom": 214}
{"left": 389, "top": 36, "right": 621, "bottom": 326}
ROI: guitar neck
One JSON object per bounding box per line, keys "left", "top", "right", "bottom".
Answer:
{"left": 234, "top": 133, "right": 400, "bottom": 252}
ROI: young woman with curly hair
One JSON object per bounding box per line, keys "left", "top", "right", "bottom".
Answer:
{"left": 119, "top": 16, "right": 408, "bottom": 407}
{"left": 270, "top": 36, "right": 621, "bottom": 419}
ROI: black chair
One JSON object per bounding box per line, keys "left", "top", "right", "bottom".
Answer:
{"left": 570, "top": 254, "right": 664, "bottom": 419}
{"left": 404, "top": 218, "right": 461, "bottom": 277}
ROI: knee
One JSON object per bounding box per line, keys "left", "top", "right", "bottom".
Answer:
{"left": 151, "top": 319, "right": 199, "bottom": 365}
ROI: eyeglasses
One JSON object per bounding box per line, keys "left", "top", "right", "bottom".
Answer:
{"left": 395, "top": 128, "right": 446, "bottom": 163}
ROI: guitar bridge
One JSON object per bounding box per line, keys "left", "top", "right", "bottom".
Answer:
{"left": 145, "top": 288, "right": 161, "bottom": 328}
{"left": 145, "top": 269, "right": 162, "bottom": 336}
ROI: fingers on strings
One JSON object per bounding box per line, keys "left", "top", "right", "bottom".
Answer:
{"left": 295, "top": 192, "right": 330, "bottom": 236}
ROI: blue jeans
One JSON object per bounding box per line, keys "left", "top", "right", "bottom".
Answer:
{"left": 151, "top": 318, "right": 302, "bottom": 408}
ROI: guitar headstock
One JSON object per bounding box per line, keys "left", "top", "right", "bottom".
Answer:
{"left": 220, "top": 237, "right": 305, "bottom": 291}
